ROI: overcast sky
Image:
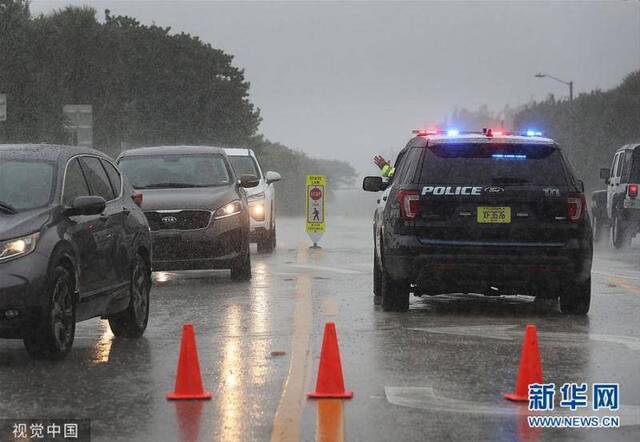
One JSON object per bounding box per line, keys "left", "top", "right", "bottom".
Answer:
{"left": 31, "top": 0, "right": 640, "bottom": 174}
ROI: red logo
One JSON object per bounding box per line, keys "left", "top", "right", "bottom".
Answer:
{"left": 310, "top": 187, "right": 322, "bottom": 201}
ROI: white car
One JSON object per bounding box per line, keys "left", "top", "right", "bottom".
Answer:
{"left": 225, "top": 148, "right": 281, "bottom": 253}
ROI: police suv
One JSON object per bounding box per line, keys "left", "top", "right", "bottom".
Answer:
{"left": 363, "top": 129, "right": 592, "bottom": 314}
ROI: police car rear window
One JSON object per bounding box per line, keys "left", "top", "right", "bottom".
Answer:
{"left": 418, "top": 143, "right": 568, "bottom": 186}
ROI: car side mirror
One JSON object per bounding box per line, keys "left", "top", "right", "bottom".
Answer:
{"left": 363, "top": 176, "right": 385, "bottom": 192}
{"left": 65, "top": 196, "right": 106, "bottom": 216}
{"left": 239, "top": 174, "right": 260, "bottom": 188}
{"left": 605, "top": 177, "right": 610, "bottom": 185}
{"left": 265, "top": 171, "right": 281, "bottom": 184}
{"left": 600, "top": 168, "right": 610, "bottom": 180}
{"left": 576, "top": 179, "right": 585, "bottom": 193}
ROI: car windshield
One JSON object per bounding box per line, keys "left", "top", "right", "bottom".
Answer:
{"left": 419, "top": 143, "right": 569, "bottom": 186}
{"left": 118, "top": 154, "right": 231, "bottom": 189}
{"left": 0, "top": 159, "right": 55, "bottom": 211}
{"left": 228, "top": 155, "right": 261, "bottom": 178}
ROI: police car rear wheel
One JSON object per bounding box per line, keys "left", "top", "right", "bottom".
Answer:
{"left": 559, "top": 277, "right": 591, "bottom": 315}
{"left": 381, "top": 269, "right": 409, "bottom": 312}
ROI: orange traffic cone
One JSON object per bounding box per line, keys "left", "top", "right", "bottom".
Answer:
{"left": 308, "top": 322, "right": 353, "bottom": 399}
{"left": 167, "top": 324, "right": 213, "bottom": 400}
{"left": 504, "top": 324, "right": 543, "bottom": 401}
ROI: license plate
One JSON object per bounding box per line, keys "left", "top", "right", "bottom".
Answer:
{"left": 477, "top": 206, "right": 511, "bottom": 223}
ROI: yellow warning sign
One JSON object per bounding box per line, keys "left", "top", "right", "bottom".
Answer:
{"left": 306, "top": 175, "right": 325, "bottom": 242}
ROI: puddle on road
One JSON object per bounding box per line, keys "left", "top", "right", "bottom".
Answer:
{"left": 407, "top": 325, "right": 640, "bottom": 352}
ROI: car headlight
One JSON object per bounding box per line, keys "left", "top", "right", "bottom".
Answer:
{"left": 247, "top": 192, "right": 265, "bottom": 202}
{"left": 0, "top": 233, "right": 39, "bottom": 263}
{"left": 250, "top": 202, "right": 266, "bottom": 221}
{"left": 214, "top": 200, "right": 242, "bottom": 219}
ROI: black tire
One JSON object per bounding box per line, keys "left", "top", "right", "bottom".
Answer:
{"left": 23, "top": 265, "right": 76, "bottom": 360}
{"left": 381, "top": 267, "right": 409, "bottom": 312}
{"left": 592, "top": 215, "right": 605, "bottom": 243}
{"left": 231, "top": 238, "right": 252, "bottom": 281}
{"left": 611, "top": 213, "right": 631, "bottom": 249}
{"left": 373, "top": 251, "right": 382, "bottom": 305}
{"left": 270, "top": 221, "right": 277, "bottom": 249}
{"left": 257, "top": 219, "right": 276, "bottom": 254}
{"left": 560, "top": 277, "right": 591, "bottom": 315}
{"left": 108, "top": 254, "right": 151, "bottom": 338}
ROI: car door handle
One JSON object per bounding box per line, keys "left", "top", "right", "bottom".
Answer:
{"left": 99, "top": 214, "right": 109, "bottom": 222}
{"left": 122, "top": 207, "right": 131, "bottom": 215}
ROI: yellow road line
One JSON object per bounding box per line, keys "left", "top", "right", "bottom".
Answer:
{"left": 316, "top": 399, "right": 344, "bottom": 442}
{"left": 321, "top": 297, "right": 339, "bottom": 317}
{"left": 607, "top": 276, "right": 640, "bottom": 295}
{"left": 271, "top": 243, "right": 313, "bottom": 442}
{"left": 296, "top": 242, "right": 309, "bottom": 264}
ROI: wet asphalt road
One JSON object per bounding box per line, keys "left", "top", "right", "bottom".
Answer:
{"left": 2, "top": 216, "right": 640, "bottom": 441}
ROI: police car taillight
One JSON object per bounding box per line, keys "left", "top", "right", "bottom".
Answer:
{"left": 568, "top": 193, "right": 585, "bottom": 223}
{"left": 628, "top": 184, "right": 638, "bottom": 198}
{"left": 397, "top": 190, "right": 420, "bottom": 219}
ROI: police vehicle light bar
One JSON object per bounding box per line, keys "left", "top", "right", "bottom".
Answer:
{"left": 412, "top": 128, "right": 544, "bottom": 138}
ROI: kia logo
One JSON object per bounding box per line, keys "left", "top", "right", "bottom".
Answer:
{"left": 484, "top": 186, "right": 505, "bottom": 193}
{"left": 161, "top": 215, "right": 178, "bottom": 224}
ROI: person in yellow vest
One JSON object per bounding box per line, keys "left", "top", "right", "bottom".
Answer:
{"left": 374, "top": 155, "right": 395, "bottom": 178}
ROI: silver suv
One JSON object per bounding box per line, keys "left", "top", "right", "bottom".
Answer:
{"left": 225, "top": 148, "right": 281, "bottom": 253}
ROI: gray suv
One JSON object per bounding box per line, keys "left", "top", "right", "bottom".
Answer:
{"left": 117, "top": 146, "right": 259, "bottom": 280}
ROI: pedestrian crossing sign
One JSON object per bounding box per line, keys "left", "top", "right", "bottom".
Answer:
{"left": 306, "top": 175, "right": 326, "bottom": 244}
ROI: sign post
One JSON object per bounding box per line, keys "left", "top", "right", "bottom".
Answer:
{"left": 62, "top": 104, "right": 93, "bottom": 148}
{"left": 0, "top": 94, "right": 6, "bottom": 122}
{"left": 306, "top": 175, "right": 326, "bottom": 248}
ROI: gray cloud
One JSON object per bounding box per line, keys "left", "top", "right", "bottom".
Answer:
{"left": 31, "top": 0, "right": 640, "bottom": 173}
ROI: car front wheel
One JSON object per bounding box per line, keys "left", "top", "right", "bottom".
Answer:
{"left": 24, "top": 265, "right": 76, "bottom": 360}
{"left": 257, "top": 217, "right": 276, "bottom": 254}
{"left": 231, "top": 238, "right": 252, "bottom": 281}
{"left": 108, "top": 254, "right": 151, "bottom": 338}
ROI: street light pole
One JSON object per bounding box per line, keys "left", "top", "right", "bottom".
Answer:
{"left": 535, "top": 73, "right": 574, "bottom": 101}
{"left": 569, "top": 80, "right": 573, "bottom": 102}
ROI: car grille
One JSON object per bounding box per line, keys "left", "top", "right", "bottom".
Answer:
{"left": 144, "top": 210, "right": 212, "bottom": 231}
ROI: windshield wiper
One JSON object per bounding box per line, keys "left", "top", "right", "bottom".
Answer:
{"left": 491, "top": 177, "right": 530, "bottom": 185}
{"left": 0, "top": 200, "right": 18, "bottom": 214}
{"left": 136, "top": 183, "right": 200, "bottom": 189}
